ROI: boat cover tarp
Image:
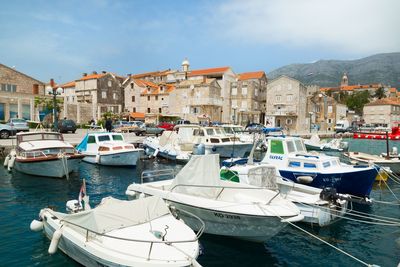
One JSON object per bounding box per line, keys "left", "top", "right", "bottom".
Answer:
{"left": 171, "top": 154, "right": 221, "bottom": 198}
{"left": 159, "top": 131, "right": 178, "bottom": 147}
{"left": 76, "top": 134, "right": 88, "bottom": 152}
{"left": 178, "top": 127, "right": 195, "bottom": 143}
{"left": 54, "top": 196, "right": 169, "bottom": 234}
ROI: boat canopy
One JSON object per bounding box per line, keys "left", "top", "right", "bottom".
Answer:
{"left": 159, "top": 131, "right": 178, "bottom": 146}
{"left": 171, "top": 154, "right": 221, "bottom": 198}
{"left": 54, "top": 196, "right": 169, "bottom": 234}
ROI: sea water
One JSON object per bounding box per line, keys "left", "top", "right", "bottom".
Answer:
{"left": 0, "top": 138, "right": 399, "bottom": 266}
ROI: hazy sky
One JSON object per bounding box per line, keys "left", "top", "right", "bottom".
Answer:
{"left": 0, "top": 0, "right": 399, "bottom": 84}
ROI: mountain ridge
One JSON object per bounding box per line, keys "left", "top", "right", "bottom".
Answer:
{"left": 267, "top": 52, "right": 400, "bottom": 89}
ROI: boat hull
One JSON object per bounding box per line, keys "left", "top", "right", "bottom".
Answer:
{"left": 82, "top": 150, "right": 142, "bottom": 166}
{"left": 14, "top": 157, "right": 81, "bottom": 178}
{"left": 345, "top": 152, "right": 400, "bottom": 174}
{"left": 278, "top": 168, "right": 377, "bottom": 197}
{"left": 168, "top": 201, "right": 290, "bottom": 242}
{"left": 204, "top": 143, "right": 253, "bottom": 158}
{"left": 144, "top": 145, "right": 190, "bottom": 163}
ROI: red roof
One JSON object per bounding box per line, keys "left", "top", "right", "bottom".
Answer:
{"left": 187, "top": 67, "right": 230, "bottom": 77}
{"left": 135, "top": 79, "right": 175, "bottom": 95}
{"left": 77, "top": 73, "right": 106, "bottom": 81}
{"left": 130, "top": 112, "right": 145, "bottom": 119}
{"left": 365, "top": 98, "right": 400, "bottom": 106}
{"left": 238, "top": 71, "right": 265, "bottom": 81}
{"left": 60, "top": 81, "right": 75, "bottom": 88}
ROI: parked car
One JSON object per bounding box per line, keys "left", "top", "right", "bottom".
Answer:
{"left": 58, "top": 119, "right": 77, "bottom": 133}
{"left": 0, "top": 123, "right": 17, "bottom": 139}
{"left": 157, "top": 122, "right": 175, "bottom": 131}
{"left": 176, "top": 119, "right": 191, "bottom": 125}
{"left": 7, "top": 118, "right": 29, "bottom": 132}
{"left": 145, "top": 123, "right": 164, "bottom": 135}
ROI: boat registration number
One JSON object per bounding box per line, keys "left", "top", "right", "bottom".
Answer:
{"left": 214, "top": 212, "right": 241, "bottom": 220}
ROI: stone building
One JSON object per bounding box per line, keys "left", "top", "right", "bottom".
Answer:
{"left": 0, "top": 63, "right": 45, "bottom": 121}
{"left": 169, "top": 78, "right": 223, "bottom": 123}
{"left": 363, "top": 98, "right": 400, "bottom": 128}
{"left": 266, "top": 75, "right": 307, "bottom": 132}
{"left": 74, "top": 71, "right": 124, "bottom": 120}
{"left": 231, "top": 71, "right": 267, "bottom": 125}
{"left": 187, "top": 66, "right": 236, "bottom": 123}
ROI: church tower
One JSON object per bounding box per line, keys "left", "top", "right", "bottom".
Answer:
{"left": 341, "top": 72, "right": 349, "bottom": 87}
{"left": 182, "top": 58, "right": 190, "bottom": 72}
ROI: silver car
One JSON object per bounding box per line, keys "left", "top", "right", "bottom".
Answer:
{"left": 7, "top": 118, "right": 29, "bottom": 132}
{"left": 0, "top": 123, "right": 17, "bottom": 139}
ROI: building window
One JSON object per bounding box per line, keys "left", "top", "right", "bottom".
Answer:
{"left": 1, "top": 84, "right": 17, "bottom": 92}
{"left": 255, "top": 88, "right": 258, "bottom": 96}
{"left": 276, "top": 95, "right": 281, "bottom": 102}
{"left": 242, "top": 87, "right": 247, "bottom": 96}
{"left": 192, "top": 107, "right": 199, "bottom": 114}
{"left": 130, "top": 83, "right": 134, "bottom": 89}
{"left": 242, "top": 101, "right": 247, "bottom": 109}
{"left": 133, "top": 107, "right": 136, "bottom": 112}
{"left": 328, "top": 106, "right": 333, "bottom": 114}
{"left": 232, "top": 87, "right": 237, "bottom": 95}
{"left": 108, "top": 81, "right": 112, "bottom": 87}
{"left": 286, "top": 118, "right": 292, "bottom": 125}
{"left": 328, "top": 118, "right": 332, "bottom": 123}
{"left": 132, "top": 96, "right": 135, "bottom": 102}
{"left": 102, "top": 91, "right": 107, "bottom": 99}
{"left": 155, "top": 96, "right": 158, "bottom": 101}
{"left": 232, "top": 99, "right": 237, "bottom": 108}
{"left": 287, "top": 94, "right": 293, "bottom": 102}
{"left": 147, "top": 108, "right": 150, "bottom": 113}
{"left": 147, "top": 96, "right": 150, "bottom": 101}
{"left": 159, "top": 108, "right": 162, "bottom": 113}
{"left": 113, "top": 93, "right": 118, "bottom": 100}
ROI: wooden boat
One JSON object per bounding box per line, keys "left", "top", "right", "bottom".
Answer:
{"left": 344, "top": 151, "right": 400, "bottom": 174}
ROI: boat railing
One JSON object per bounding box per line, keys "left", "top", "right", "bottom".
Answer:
{"left": 141, "top": 169, "right": 175, "bottom": 184}
{"left": 169, "top": 183, "right": 281, "bottom": 204}
{"left": 54, "top": 209, "right": 205, "bottom": 261}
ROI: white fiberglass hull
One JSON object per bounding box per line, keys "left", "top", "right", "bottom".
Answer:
{"left": 14, "top": 157, "right": 81, "bottom": 178}
{"left": 40, "top": 210, "right": 199, "bottom": 267}
{"left": 82, "top": 150, "right": 142, "bottom": 166}
{"left": 204, "top": 143, "right": 253, "bottom": 158}
{"left": 126, "top": 181, "right": 303, "bottom": 243}
{"left": 345, "top": 151, "right": 400, "bottom": 173}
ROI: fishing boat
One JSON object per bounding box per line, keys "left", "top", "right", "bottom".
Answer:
{"left": 126, "top": 154, "right": 304, "bottom": 242}
{"left": 344, "top": 151, "right": 400, "bottom": 174}
{"left": 4, "top": 132, "right": 83, "bottom": 178}
{"left": 353, "top": 126, "right": 400, "bottom": 140}
{"left": 220, "top": 164, "right": 348, "bottom": 226}
{"left": 143, "top": 131, "right": 192, "bottom": 163}
{"left": 30, "top": 194, "right": 202, "bottom": 266}
{"left": 76, "top": 132, "right": 143, "bottom": 166}
{"left": 304, "top": 134, "right": 349, "bottom": 152}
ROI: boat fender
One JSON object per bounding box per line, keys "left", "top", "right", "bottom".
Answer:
{"left": 139, "top": 192, "right": 145, "bottom": 199}
{"left": 296, "top": 175, "right": 313, "bottom": 184}
{"left": 7, "top": 154, "right": 16, "bottom": 171}
{"left": 3, "top": 154, "right": 9, "bottom": 167}
{"left": 30, "top": 219, "right": 43, "bottom": 232}
{"left": 211, "top": 146, "right": 217, "bottom": 152}
{"left": 153, "top": 149, "right": 159, "bottom": 157}
{"left": 48, "top": 229, "right": 62, "bottom": 254}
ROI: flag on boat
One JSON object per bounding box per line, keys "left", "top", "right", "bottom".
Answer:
{"left": 78, "top": 179, "right": 87, "bottom": 208}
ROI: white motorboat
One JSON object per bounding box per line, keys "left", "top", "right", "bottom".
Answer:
{"left": 344, "top": 151, "right": 400, "bottom": 174}
{"left": 221, "top": 164, "right": 348, "bottom": 226}
{"left": 4, "top": 132, "right": 83, "bottom": 178}
{"left": 76, "top": 132, "right": 143, "bottom": 166}
{"left": 30, "top": 195, "right": 202, "bottom": 267}
{"left": 144, "top": 131, "right": 192, "bottom": 163}
{"left": 126, "top": 154, "right": 303, "bottom": 242}
{"left": 304, "top": 134, "right": 349, "bottom": 152}
{"left": 220, "top": 124, "right": 254, "bottom": 143}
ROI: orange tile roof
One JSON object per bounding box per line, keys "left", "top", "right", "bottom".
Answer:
{"left": 129, "top": 112, "right": 145, "bottom": 119}
{"left": 77, "top": 73, "right": 106, "bottom": 81}
{"left": 238, "top": 71, "right": 266, "bottom": 81}
{"left": 187, "top": 66, "right": 230, "bottom": 77}
{"left": 136, "top": 79, "right": 175, "bottom": 95}
{"left": 365, "top": 97, "right": 400, "bottom": 106}
{"left": 131, "top": 69, "right": 170, "bottom": 79}
{"left": 60, "top": 81, "right": 75, "bottom": 88}
{"left": 390, "top": 87, "right": 397, "bottom": 93}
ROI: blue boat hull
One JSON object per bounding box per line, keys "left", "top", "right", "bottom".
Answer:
{"left": 279, "top": 168, "right": 377, "bottom": 197}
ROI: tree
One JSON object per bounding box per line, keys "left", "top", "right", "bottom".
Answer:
{"left": 374, "top": 87, "right": 385, "bottom": 99}
{"left": 34, "top": 96, "right": 63, "bottom": 112}
{"left": 345, "top": 91, "right": 371, "bottom": 114}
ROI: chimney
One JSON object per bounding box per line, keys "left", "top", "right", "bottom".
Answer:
{"left": 102, "top": 71, "right": 106, "bottom": 74}
{"left": 83, "top": 73, "right": 87, "bottom": 77}
{"left": 50, "top": 78, "right": 55, "bottom": 87}
{"left": 92, "top": 71, "right": 97, "bottom": 75}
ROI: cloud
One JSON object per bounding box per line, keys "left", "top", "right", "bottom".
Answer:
{"left": 214, "top": 0, "right": 400, "bottom": 54}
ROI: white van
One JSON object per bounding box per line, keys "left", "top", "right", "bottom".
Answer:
{"left": 334, "top": 120, "right": 350, "bottom": 133}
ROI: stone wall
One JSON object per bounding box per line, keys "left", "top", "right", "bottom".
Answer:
{"left": 0, "top": 64, "right": 45, "bottom": 95}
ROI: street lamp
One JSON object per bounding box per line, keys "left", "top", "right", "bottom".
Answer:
{"left": 232, "top": 106, "right": 237, "bottom": 125}
{"left": 46, "top": 86, "right": 63, "bottom": 132}
{"left": 309, "top": 112, "right": 313, "bottom": 133}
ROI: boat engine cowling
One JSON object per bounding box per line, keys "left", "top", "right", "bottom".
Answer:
{"left": 320, "top": 187, "right": 339, "bottom": 201}
{"left": 66, "top": 200, "right": 83, "bottom": 213}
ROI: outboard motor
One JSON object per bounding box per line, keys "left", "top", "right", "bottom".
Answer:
{"left": 192, "top": 144, "right": 205, "bottom": 155}
{"left": 319, "top": 187, "right": 339, "bottom": 202}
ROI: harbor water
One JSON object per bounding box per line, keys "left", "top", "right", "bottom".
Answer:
{"left": 0, "top": 138, "right": 399, "bottom": 266}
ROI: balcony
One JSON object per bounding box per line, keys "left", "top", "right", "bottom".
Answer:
{"left": 267, "top": 108, "right": 298, "bottom": 116}
{"left": 189, "top": 97, "right": 223, "bottom": 106}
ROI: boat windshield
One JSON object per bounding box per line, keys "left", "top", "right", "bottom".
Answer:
{"left": 223, "top": 127, "right": 233, "bottom": 134}
{"left": 294, "top": 139, "right": 306, "bottom": 153}
{"left": 98, "top": 135, "right": 111, "bottom": 142}
{"left": 233, "top": 127, "right": 243, "bottom": 133}
{"left": 214, "top": 128, "right": 224, "bottom": 135}
{"left": 112, "top": 134, "right": 123, "bottom": 141}
{"left": 206, "top": 129, "right": 215, "bottom": 136}
{"left": 20, "top": 133, "right": 62, "bottom": 142}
